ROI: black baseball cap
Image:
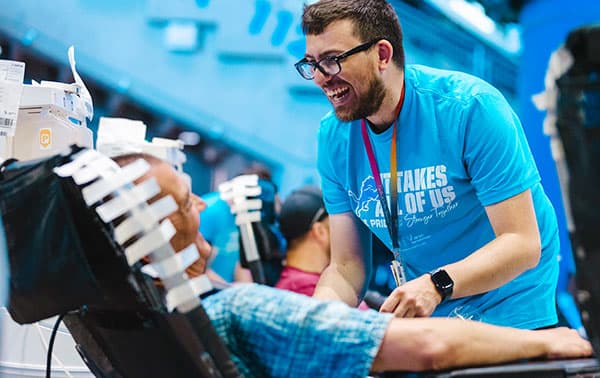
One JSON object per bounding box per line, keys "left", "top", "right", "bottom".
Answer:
{"left": 278, "top": 185, "right": 328, "bottom": 242}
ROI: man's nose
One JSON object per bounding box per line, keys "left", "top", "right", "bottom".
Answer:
{"left": 313, "top": 68, "right": 331, "bottom": 87}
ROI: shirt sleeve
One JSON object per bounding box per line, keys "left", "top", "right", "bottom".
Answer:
{"left": 199, "top": 194, "right": 224, "bottom": 243}
{"left": 462, "top": 92, "right": 541, "bottom": 206}
{"left": 317, "top": 115, "right": 353, "bottom": 214}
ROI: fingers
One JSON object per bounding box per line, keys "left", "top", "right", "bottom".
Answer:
{"left": 379, "top": 276, "right": 441, "bottom": 317}
{"left": 379, "top": 289, "right": 426, "bottom": 318}
{"left": 549, "top": 338, "right": 593, "bottom": 359}
{"left": 379, "top": 288, "right": 413, "bottom": 316}
{"left": 402, "top": 306, "right": 418, "bottom": 318}
{"left": 544, "top": 328, "right": 594, "bottom": 359}
{"left": 379, "top": 290, "right": 401, "bottom": 314}
{"left": 560, "top": 329, "right": 593, "bottom": 358}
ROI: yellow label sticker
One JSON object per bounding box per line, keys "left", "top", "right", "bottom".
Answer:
{"left": 39, "top": 128, "right": 52, "bottom": 149}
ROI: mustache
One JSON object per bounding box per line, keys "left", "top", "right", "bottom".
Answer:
{"left": 322, "top": 76, "right": 348, "bottom": 88}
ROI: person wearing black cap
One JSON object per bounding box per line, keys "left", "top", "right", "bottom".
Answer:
{"left": 275, "top": 186, "right": 330, "bottom": 296}
{"left": 276, "top": 185, "right": 371, "bottom": 309}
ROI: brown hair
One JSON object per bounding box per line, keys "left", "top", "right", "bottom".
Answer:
{"left": 112, "top": 152, "right": 163, "bottom": 168}
{"left": 302, "top": 0, "right": 405, "bottom": 69}
{"left": 112, "top": 152, "right": 169, "bottom": 207}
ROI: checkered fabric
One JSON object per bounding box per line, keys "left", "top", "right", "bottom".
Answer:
{"left": 204, "top": 284, "right": 392, "bottom": 378}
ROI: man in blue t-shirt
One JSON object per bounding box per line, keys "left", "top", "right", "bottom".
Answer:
{"left": 296, "top": 0, "right": 560, "bottom": 329}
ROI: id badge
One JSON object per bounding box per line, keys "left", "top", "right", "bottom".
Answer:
{"left": 390, "top": 259, "right": 406, "bottom": 287}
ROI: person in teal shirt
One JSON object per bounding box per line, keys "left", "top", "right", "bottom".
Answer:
{"left": 200, "top": 191, "right": 245, "bottom": 283}
{"left": 297, "top": 0, "right": 560, "bottom": 328}
{"left": 200, "top": 166, "right": 280, "bottom": 283}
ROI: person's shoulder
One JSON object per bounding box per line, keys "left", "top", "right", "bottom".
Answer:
{"left": 275, "top": 267, "right": 319, "bottom": 296}
{"left": 319, "top": 110, "right": 342, "bottom": 131}
{"left": 407, "top": 64, "right": 502, "bottom": 104}
{"left": 200, "top": 192, "right": 233, "bottom": 222}
{"left": 317, "top": 111, "right": 353, "bottom": 143}
{"left": 201, "top": 191, "right": 223, "bottom": 206}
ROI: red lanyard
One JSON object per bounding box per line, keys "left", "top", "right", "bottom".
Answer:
{"left": 360, "top": 85, "right": 407, "bottom": 286}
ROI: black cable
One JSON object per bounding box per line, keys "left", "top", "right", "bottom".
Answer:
{"left": 46, "top": 312, "right": 67, "bottom": 378}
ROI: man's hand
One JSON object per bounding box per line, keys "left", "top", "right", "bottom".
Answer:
{"left": 185, "top": 233, "right": 213, "bottom": 278}
{"left": 540, "top": 327, "right": 593, "bottom": 359}
{"left": 379, "top": 274, "right": 442, "bottom": 317}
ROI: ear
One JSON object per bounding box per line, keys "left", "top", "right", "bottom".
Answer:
{"left": 376, "top": 39, "right": 394, "bottom": 71}
{"left": 312, "top": 221, "right": 329, "bottom": 244}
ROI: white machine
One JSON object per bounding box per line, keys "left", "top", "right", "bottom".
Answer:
{"left": 0, "top": 46, "right": 193, "bottom": 378}
{"left": 0, "top": 46, "right": 94, "bottom": 163}
{"left": 0, "top": 47, "right": 95, "bottom": 378}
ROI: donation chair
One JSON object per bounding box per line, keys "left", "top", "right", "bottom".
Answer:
{"left": 0, "top": 147, "right": 241, "bottom": 378}
{"left": 413, "top": 24, "right": 600, "bottom": 378}
{"left": 555, "top": 24, "right": 600, "bottom": 356}
{"left": 219, "top": 175, "right": 284, "bottom": 286}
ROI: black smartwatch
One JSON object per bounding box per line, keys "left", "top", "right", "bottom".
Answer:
{"left": 428, "top": 269, "right": 453, "bottom": 301}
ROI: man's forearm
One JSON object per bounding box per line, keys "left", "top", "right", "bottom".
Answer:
{"left": 373, "top": 318, "right": 591, "bottom": 372}
{"left": 317, "top": 212, "right": 372, "bottom": 306}
{"left": 444, "top": 189, "right": 542, "bottom": 300}
{"left": 445, "top": 231, "right": 540, "bottom": 299}
{"left": 313, "top": 264, "right": 364, "bottom": 307}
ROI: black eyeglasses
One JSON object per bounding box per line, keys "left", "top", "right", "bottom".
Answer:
{"left": 295, "top": 39, "right": 381, "bottom": 80}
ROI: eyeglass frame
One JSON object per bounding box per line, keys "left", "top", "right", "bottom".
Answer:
{"left": 294, "top": 38, "right": 382, "bottom": 80}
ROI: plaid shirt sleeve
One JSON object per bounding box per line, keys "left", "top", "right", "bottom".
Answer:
{"left": 204, "top": 284, "right": 393, "bottom": 378}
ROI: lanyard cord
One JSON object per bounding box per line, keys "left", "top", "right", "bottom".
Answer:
{"left": 360, "top": 85, "right": 406, "bottom": 285}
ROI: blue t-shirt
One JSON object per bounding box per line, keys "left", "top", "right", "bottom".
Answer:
{"left": 200, "top": 192, "right": 240, "bottom": 282}
{"left": 318, "top": 64, "right": 559, "bottom": 329}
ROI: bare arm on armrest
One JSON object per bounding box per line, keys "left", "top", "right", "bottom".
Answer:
{"left": 372, "top": 318, "right": 592, "bottom": 372}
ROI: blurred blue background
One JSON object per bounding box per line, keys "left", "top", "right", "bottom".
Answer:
{"left": 0, "top": 0, "right": 598, "bottom": 303}
{"left": 0, "top": 0, "right": 531, "bottom": 196}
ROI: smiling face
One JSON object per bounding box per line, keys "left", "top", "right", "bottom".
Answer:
{"left": 305, "top": 19, "right": 387, "bottom": 122}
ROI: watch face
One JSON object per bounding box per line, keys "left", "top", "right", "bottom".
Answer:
{"left": 434, "top": 269, "right": 453, "bottom": 289}
{"left": 431, "top": 269, "right": 453, "bottom": 301}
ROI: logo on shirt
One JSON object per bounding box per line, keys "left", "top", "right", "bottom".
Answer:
{"left": 348, "top": 164, "right": 458, "bottom": 231}
{"left": 348, "top": 176, "right": 379, "bottom": 218}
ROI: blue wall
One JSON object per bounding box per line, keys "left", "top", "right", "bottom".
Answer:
{"left": 0, "top": 0, "right": 519, "bottom": 195}
{"left": 0, "top": 0, "right": 329, "bottom": 194}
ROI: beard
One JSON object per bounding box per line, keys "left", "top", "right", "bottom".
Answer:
{"left": 334, "top": 73, "right": 386, "bottom": 122}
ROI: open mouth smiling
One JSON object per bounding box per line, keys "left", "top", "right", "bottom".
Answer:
{"left": 325, "top": 86, "right": 350, "bottom": 104}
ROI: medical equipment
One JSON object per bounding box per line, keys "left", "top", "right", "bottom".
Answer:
{"left": 0, "top": 47, "right": 94, "bottom": 163}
